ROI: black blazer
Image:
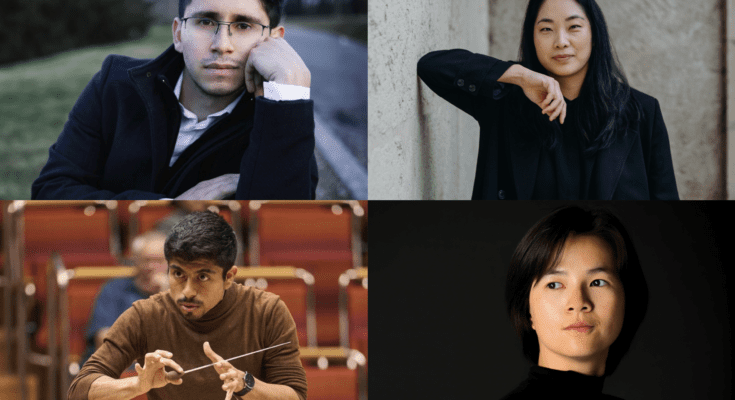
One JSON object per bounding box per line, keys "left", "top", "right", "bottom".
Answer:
{"left": 32, "top": 45, "right": 318, "bottom": 199}
{"left": 417, "top": 49, "right": 679, "bottom": 200}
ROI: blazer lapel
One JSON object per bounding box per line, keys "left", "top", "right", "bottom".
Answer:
{"left": 588, "top": 129, "right": 637, "bottom": 200}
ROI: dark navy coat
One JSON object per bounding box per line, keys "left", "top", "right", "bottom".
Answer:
{"left": 32, "top": 44, "right": 318, "bottom": 199}
{"left": 417, "top": 49, "right": 679, "bottom": 200}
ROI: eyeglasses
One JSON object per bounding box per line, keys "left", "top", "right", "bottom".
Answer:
{"left": 182, "top": 17, "right": 271, "bottom": 41}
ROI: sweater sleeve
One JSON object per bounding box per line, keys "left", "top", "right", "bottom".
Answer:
{"left": 68, "top": 305, "right": 145, "bottom": 400}
{"left": 646, "top": 99, "right": 679, "bottom": 200}
{"left": 417, "top": 49, "right": 517, "bottom": 120}
{"left": 261, "top": 298, "right": 308, "bottom": 400}
{"left": 236, "top": 97, "right": 317, "bottom": 200}
{"left": 31, "top": 56, "right": 164, "bottom": 200}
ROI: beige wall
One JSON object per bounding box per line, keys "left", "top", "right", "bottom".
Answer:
{"left": 369, "top": 0, "right": 728, "bottom": 199}
{"left": 368, "top": 0, "right": 489, "bottom": 199}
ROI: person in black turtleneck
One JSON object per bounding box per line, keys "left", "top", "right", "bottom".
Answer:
{"left": 502, "top": 206, "right": 648, "bottom": 399}
{"left": 417, "top": 0, "right": 678, "bottom": 200}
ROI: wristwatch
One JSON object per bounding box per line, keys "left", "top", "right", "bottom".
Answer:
{"left": 234, "top": 371, "right": 255, "bottom": 396}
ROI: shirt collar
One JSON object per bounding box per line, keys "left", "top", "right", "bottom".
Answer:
{"left": 173, "top": 70, "right": 245, "bottom": 121}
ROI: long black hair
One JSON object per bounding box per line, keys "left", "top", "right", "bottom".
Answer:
{"left": 513, "top": 0, "right": 641, "bottom": 153}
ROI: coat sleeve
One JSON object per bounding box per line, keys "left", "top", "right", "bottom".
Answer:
{"left": 417, "top": 49, "right": 517, "bottom": 120}
{"left": 236, "top": 97, "right": 317, "bottom": 199}
{"left": 31, "top": 56, "right": 164, "bottom": 200}
{"left": 646, "top": 99, "right": 680, "bottom": 200}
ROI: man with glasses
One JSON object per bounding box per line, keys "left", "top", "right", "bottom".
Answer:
{"left": 32, "top": 0, "right": 317, "bottom": 200}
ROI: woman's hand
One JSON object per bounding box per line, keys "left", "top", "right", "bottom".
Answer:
{"left": 519, "top": 68, "right": 566, "bottom": 124}
{"left": 134, "top": 350, "right": 184, "bottom": 394}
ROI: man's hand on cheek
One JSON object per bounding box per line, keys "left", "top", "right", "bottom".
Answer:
{"left": 244, "top": 37, "right": 311, "bottom": 97}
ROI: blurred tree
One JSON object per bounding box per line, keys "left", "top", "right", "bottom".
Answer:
{"left": 0, "top": 0, "right": 153, "bottom": 66}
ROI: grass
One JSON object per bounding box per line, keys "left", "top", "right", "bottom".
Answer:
{"left": 0, "top": 25, "right": 173, "bottom": 199}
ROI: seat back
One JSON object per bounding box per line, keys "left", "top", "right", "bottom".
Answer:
{"left": 300, "top": 347, "right": 366, "bottom": 400}
{"left": 252, "top": 203, "right": 357, "bottom": 346}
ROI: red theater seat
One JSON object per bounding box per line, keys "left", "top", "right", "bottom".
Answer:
{"left": 347, "top": 284, "right": 368, "bottom": 360}
{"left": 339, "top": 268, "right": 368, "bottom": 361}
{"left": 300, "top": 347, "right": 366, "bottom": 400}
{"left": 254, "top": 203, "right": 356, "bottom": 346}
{"left": 127, "top": 200, "right": 247, "bottom": 266}
{"left": 235, "top": 267, "right": 316, "bottom": 348}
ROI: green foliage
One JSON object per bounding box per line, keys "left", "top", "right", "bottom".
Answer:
{"left": 0, "top": 0, "right": 153, "bottom": 65}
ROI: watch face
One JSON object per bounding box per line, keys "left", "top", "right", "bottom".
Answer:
{"left": 245, "top": 372, "right": 255, "bottom": 388}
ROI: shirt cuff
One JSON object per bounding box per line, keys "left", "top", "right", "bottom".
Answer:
{"left": 263, "top": 81, "right": 311, "bottom": 101}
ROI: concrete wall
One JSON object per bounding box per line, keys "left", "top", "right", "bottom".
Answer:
{"left": 368, "top": 0, "right": 489, "bottom": 199}
{"left": 369, "top": 0, "right": 728, "bottom": 199}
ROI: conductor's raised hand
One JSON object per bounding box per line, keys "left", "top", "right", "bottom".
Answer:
{"left": 134, "top": 350, "right": 184, "bottom": 393}
{"left": 520, "top": 68, "right": 567, "bottom": 124}
{"left": 244, "top": 35, "right": 311, "bottom": 97}
{"left": 203, "top": 341, "right": 246, "bottom": 393}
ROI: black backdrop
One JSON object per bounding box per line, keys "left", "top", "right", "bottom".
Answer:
{"left": 368, "top": 201, "right": 731, "bottom": 399}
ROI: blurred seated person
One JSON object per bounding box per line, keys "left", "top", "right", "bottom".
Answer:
{"left": 81, "top": 231, "right": 168, "bottom": 366}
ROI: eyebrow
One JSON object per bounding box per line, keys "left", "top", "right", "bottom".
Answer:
{"left": 543, "top": 266, "right": 613, "bottom": 277}
{"left": 189, "top": 10, "right": 263, "bottom": 25}
{"left": 169, "top": 265, "right": 216, "bottom": 275}
{"left": 537, "top": 15, "right": 586, "bottom": 25}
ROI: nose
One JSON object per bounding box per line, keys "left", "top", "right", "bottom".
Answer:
{"left": 554, "top": 30, "right": 570, "bottom": 49}
{"left": 567, "top": 285, "right": 593, "bottom": 312}
{"left": 181, "top": 278, "right": 197, "bottom": 299}
{"left": 211, "top": 23, "right": 235, "bottom": 53}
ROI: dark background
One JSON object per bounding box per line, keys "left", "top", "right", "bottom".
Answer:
{"left": 368, "top": 201, "right": 732, "bottom": 399}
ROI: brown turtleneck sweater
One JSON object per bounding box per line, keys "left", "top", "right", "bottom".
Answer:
{"left": 68, "top": 283, "right": 307, "bottom": 400}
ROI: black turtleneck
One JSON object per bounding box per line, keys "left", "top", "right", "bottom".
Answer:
{"left": 500, "top": 366, "right": 624, "bottom": 399}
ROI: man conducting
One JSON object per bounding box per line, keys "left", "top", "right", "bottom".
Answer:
{"left": 68, "top": 211, "right": 307, "bottom": 399}
{"left": 33, "top": 0, "right": 317, "bottom": 200}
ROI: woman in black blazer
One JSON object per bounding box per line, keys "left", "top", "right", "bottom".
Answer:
{"left": 417, "top": 0, "right": 679, "bottom": 200}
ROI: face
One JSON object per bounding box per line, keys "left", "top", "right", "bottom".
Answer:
{"left": 172, "top": 0, "right": 283, "bottom": 98}
{"left": 534, "top": 0, "right": 593, "bottom": 81}
{"left": 528, "top": 234, "right": 625, "bottom": 373}
{"left": 168, "top": 258, "right": 237, "bottom": 320}
{"left": 134, "top": 236, "right": 169, "bottom": 295}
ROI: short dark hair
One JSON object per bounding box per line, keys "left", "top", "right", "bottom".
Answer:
{"left": 505, "top": 206, "right": 648, "bottom": 376}
{"left": 178, "top": 0, "right": 285, "bottom": 27}
{"left": 514, "top": 0, "right": 641, "bottom": 153}
{"left": 164, "top": 211, "right": 237, "bottom": 279}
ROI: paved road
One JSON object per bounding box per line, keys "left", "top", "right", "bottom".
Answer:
{"left": 283, "top": 24, "right": 367, "bottom": 199}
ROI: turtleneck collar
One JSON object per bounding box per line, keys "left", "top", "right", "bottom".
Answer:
{"left": 528, "top": 365, "right": 606, "bottom": 393}
{"left": 164, "top": 284, "right": 238, "bottom": 333}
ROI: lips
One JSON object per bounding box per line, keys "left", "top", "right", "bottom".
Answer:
{"left": 179, "top": 302, "right": 200, "bottom": 312}
{"left": 205, "top": 62, "right": 239, "bottom": 69}
{"left": 565, "top": 321, "right": 593, "bottom": 330}
{"left": 553, "top": 55, "right": 573, "bottom": 61}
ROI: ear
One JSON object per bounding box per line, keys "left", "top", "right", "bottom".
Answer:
{"left": 173, "top": 17, "right": 183, "bottom": 53}
{"left": 224, "top": 265, "right": 238, "bottom": 290}
{"left": 270, "top": 25, "right": 285, "bottom": 39}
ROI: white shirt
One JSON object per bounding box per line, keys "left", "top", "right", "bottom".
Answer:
{"left": 169, "top": 71, "right": 311, "bottom": 166}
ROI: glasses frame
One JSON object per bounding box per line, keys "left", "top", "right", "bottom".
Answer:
{"left": 181, "top": 17, "right": 272, "bottom": 39}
